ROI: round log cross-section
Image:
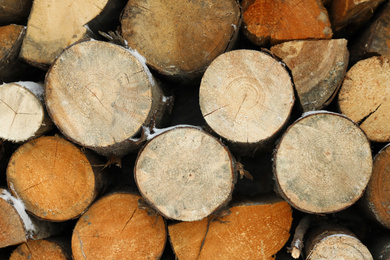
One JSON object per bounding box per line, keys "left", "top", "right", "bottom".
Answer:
{"left": 45, "top": 40, "right": 164, "bottom": 157}
{"left": 274, "top": 112, "right": 372, "bottom": 214}
{"left": 199, "top": 49, "right": 294, "bottom": 155}
{"left": 7, "top": 136, "right": 104, "bottom": 221}
{"left": 135, "top": 127, "right": 236, "bottom": 221}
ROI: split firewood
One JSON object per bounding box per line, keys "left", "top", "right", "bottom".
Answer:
{"left": 120, "top": 0, "right": 241, "bottom": 78}
{"left": 0, "top": 0, "right": 32, "bottom": 25}
{"left": 199, "top": 49, "right": 294, "bottom": 155}
{"left": 338, "top": 55, "right": 390, "bottom": 142}
{"left": 0, "top": 188, "right": 62, "bottom": 248}
{"left": 350, "top": 1, "right": 390, "bottom": 63}
{"left": 305, "top": 224, "right": 372, "bottom": 259}
{"left": 0, "top": 82, "right": 52, "bottom": 142}
{"left": 19, "top": 0, "right": 126, "bottom": 69}
{"left": 360, "top": 143, "right": 390, "bottom": 229}
{"left": 6, "top": 136, "right": 106, "bottom": 222}
{"left": 71, "top": 192, "right": 166, "bottom": 260}
{"left": 168, "top": 196, "right": 293, "bottom": 260}
{"left": 45, "top": 40, "right": 168, "bottom": 158}
{"left": 327, "top": 0, "right": 386, "bottom": 32}
{"left": 241, "top": 0, "right": 332, "bottom": 46}
{"left": 271, "top": 39, "right": 349, "bottom": 112}
{"left": 135, "top": 126, "right": 236, "bottom": 221}
{"left": 10, "top": 238, "right": 71, "bottom": 260}
{"left": 274, "top": 111, "right": 372, "bottom": 214}
{"left": 0, "top": 25, "right": 28, "bottom": 83}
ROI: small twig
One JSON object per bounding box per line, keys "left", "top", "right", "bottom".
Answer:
{"left": 287, "top": 215, "right": 313, "bottom": 259}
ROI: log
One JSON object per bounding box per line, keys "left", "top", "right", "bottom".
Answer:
{"left": 19, "top": 0, "right": 125, "bottom": 69}
{"left": 0, "top": 188, "right": 62, "bottom": 248}
{"left": 45, "top": 40, "right": 168, "bottom": 158}
{"left": 199, "top": 49, "right": 294, "bottom": 155}
{"left": 6, "top": 135, "right": 106, "bottom": 221}
{"left": 168, "top": 196, "right": 293, "bottom": 260}
{"left": 10, "top": 238, "right": 71, "bottom": 260}
{"left": 0, "top": 25, "right": 28, "bottom": 83}
{"left": 271, "top": 39, "right": 349, "bottom": 112}
{"left": 71, "top": 191, "right": 166, "bottom": 260}
{"left": 241, "top": 0, "right": 332, "bottom": 46}
{"left": 274, "top": 111, "right": 372, "bottom": 214}
{"left": 328, "top": 0, "right": 386, "bottom": 32}
{"left": 367, "top": 232, "right": 390, "bottom": 259}
{"left": 135, "top": 126, "right": 236, "bottom": 221}
{"left": 350, "top": 2, "right": 390, "bottom": 63}
{"left": 360, "top": 143, "right": 390, "bottom": 228}
{"left": 0, "top": 0, "right": 33, "bottom": 25}
{"left": 0, "top": 82, "right": 52, "bottom": 142}
{"left": 338, "top": 55, "right": 390, "bottom": 142}
{"left": 120, "top": 0, "right": 241, "bottom": 78}
{"left": 305, "top": 225, "right": 372, "bottom": 259}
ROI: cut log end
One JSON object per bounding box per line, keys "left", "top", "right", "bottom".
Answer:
{"left": 274, "top": 112, "right": 372, "bottom": 214}
{"left": 10, "top": 239, "right": 70, "bottom": 260}
{"left": 199, "top": 49, "right": 294, "bottom": 153}
{"left": 7, "top": 136, "right": 100, "bottom": 221}
{"left": 71, "top": 192, "right": 166, "bottom": 260}
{"left": 135, "top": 127, "right": 236, "bottom": 221}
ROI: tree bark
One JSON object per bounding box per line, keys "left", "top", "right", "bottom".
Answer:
{"left": 241, "top": 0, "right": 332, "bottom": 46}
{"left": 45, "top": 40, "right": 169, "bottom": 158}
{"left": 6, "top": 136, "right": 106, "bottom": 222}
{"left": 120, "top": 0, "right": 241, "bottom": 78}
{"left": 135, "top": 126, "right": 237, "bottom": 221}
{"left": 273, "top": 111, "right": 372, "bottom": 214}
{"left": 338, "top": 55, "right": 390, "bottom": 142}
{"left": 0, "top": 0, "right": 32, "bottom": 25}
{"left": 0, "top": 25, "right": 28, "bottom": 83}
{"left": 0, "top": 82, "right": 52, "bottom": 142}
{"left": 10, "top": 238, "right": 71, "bottom": 260}
{"left": 199, "top": 49, "right": 294, "bottom": 156}
{"left": 271, "top": 39, "right": 349, "bottom": 112}
{"left": 168, "top": 196, "right": 293, "bottom": 260}
{"left": 0, "top": 188, "right": 62, "bottom": 248}
{"left": 305, "top": 224, "right": 372, "bottom": 259}
{"left": 360, "top": 143, "right": 390, "bottom": 229}
{"left": 71, "top": 191, "right": 166, "bottom": 260}
{"left": 19, "top": 0, "right": 125, "bottom": 69}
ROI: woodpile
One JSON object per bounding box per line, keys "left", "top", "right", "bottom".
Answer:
{"left": 0, "top": 0, "right": 390, "bottom": 259}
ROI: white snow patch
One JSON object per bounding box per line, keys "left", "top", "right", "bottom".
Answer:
{"left": 144, "top": 125, "right": 203, "bottom": 140}
{"left": 15, "top": 81, "right": 44, "bottom": 101}
{"left": 0, "top": 189, "right": 36, "bottom": 238}
{"left": 231, "top": 24, "right": 237, "bottom": 30}
{"left": 126, "top": 48, "right": 156, "bottom": 87}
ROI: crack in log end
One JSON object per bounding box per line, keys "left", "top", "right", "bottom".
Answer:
{"left": 203, "top": 105, "right": 229, "bottom": 118}
{"left": 357, "top": 103, "right": 382, "bottom": 126}
{"left": 76, "top": 230, "right": 88, "bottom": 260}
{"left": 120, "top": 208, "right": 137, "bottom": 235}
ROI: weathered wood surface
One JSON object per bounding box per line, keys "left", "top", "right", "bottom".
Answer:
{"left": 241, "top": 0, "right": 332, "bottom": 45}
{"left": 274, "top": 112, "right": 372, "bottom": 214}
{"left": 7, "top": 136, "right": 105, "bottom": 221}
{"left": 271, "top": 39, "right": 349, "bottom": 112}
{"left": 10, "top": 239, "right": 71, "bottom": 260}
{"left": 135, "top": 126, "right": 236, "bottom": 221}
{"left": 168, "top": 197, "right": 292, "bottom": 260}
{"left": 72, "top": 192, "right": 166, "bottom": 260}
{"left": 338, "top": 55, "right": 390, "bottom": 142}
{"left": 120, "top": 0, "right": 241, "bottom": 78}
{"left": 199, "top": 49, "right": 294, "bottom": 155}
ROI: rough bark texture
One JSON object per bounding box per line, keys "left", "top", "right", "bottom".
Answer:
{"left": 271, "top": 39, "right": 349, "bottom": 112}
{"left": 328, "top": 0, "right": 386, "bottom": 32}
{"left": 241, "top": 0, "right": 332, "bottom": 46}
{"left": 168, "top": 197, "right": 292, "bottom": 260}
{"left": 71, "top": 192, "right": 166, "bottom": 260}
{"left": 0, "top": 82, "right": 52, "bottom": 142}
{"left": 10, "top": 239, "right": 71, "bottom": 260}
{"left": 0, "top": 25, "right": 28, "bottom": 83}
{"left": 6, "top": 136, "right": 105, "bottom": 221}
{"left": 274, "top": 112, "right": 372, "bottom": 214}
{"left": 45, "top": 40, "right": 168, "bottom": 158}
{"left": 305, "top": 225, "right": 373, "bottom": 259}
{"left": 0, "top": 0, "right": 33, "bottom": 25}
{"left": 338, "top": 55, "right": 390, "bottom": 142}
{"left": 120, "top": 0, "right": 241, "bottom": 78}
{"left": 135, "top": 126, "right": 236, "bottom": 221}
{"left": 199, "top": 49, "right": 294, "bottom": 155}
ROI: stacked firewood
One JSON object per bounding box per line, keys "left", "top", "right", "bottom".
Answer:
{"left": 0, "top": 0, "right": 390, "bottom": 259}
